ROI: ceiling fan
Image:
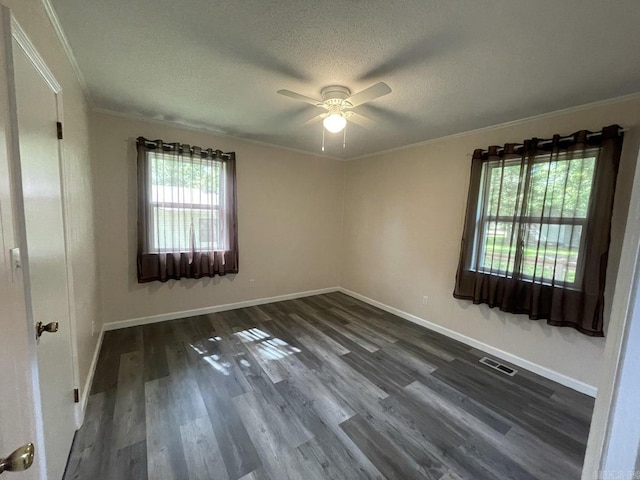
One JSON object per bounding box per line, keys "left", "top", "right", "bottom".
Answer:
{"left": 277, "top": 82, "right": 392, "bottom": 139}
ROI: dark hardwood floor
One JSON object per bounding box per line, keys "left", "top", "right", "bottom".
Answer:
{"left": 64, "top": 292, "right": 594, "bottom": 480}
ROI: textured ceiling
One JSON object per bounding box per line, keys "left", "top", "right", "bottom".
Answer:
{"left": 50, "top": 0, "right": 640, "bottom": 159}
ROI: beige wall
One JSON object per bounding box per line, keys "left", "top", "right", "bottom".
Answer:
{"left": 92, "top": 111, "right": 345, "bottom": 323}
{"left": 342, "top": 96, "right": 640, "bottom": 388}
{"left": 5, "top": 0, "right": 101, "bottom": 400}
{"left": 94, "top": 97, "right": 640, "bottom": 389}
{"left": 4, "top": 0, "right": 638, "bottom": 428}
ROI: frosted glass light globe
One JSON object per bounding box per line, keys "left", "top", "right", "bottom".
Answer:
{"left": 323, "top": 113, "right": 347, "bottom": 133}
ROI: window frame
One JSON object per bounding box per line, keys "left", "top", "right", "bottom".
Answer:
{"left": 145, "top": 150, "right": 226, "bottom": 254}
{"left": 471, "top": 152, "right": 597, "bottom": 288}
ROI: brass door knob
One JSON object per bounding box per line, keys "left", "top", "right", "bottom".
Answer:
{"left": 36, "top": 321, "right": 59, "bottom": 338}
{"left": 0, "top": 443, "right": 34, "bottom": 474}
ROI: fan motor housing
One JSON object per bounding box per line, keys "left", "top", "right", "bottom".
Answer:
{"left": 321, "top": 85, "right": 351, "bottom": 105}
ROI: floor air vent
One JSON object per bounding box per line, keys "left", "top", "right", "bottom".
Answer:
{"left": 479, "top": 356, "right": 517, "bottom": 376}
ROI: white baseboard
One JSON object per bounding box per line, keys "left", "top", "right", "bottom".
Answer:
{"left": 338, "top": 287, "right": 598, "bottom": 398}
{"left": 75, "top": 325, "right": 105, "bottom": 428}
{"left": 103, "top": 287, "right": 341, "bottom": 331}
{"left": 95, "top": 284, "right": 596, "bottom": 398}
{"left": 79, "top": 288, "right": 338, "bottom": 421}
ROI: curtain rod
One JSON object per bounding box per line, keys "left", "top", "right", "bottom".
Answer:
{"left": 138, "top": 137, "right": 233, "bottom": 159}
{"left": 465, "top": 126, "right": 628, "bottom": 156}
{"left": 522, "top": 127, "right": 626, "bottom": 147}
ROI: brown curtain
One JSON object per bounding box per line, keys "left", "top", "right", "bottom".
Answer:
{"left": 137, "top": 137, "right": 239, "bottom": 283}
{"left": 453, "top": 125, "right": 623, "bottom": 336}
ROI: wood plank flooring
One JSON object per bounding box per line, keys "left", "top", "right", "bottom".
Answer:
{"left": 63, "top": 292, "right": 594, "bottom": 480}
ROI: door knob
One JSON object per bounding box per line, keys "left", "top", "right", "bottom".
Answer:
{"left": 0, "top": 443, "right": 34, "bottom": 474}
{"left": 36, "top": 321, "right": 59, "bottom": 338}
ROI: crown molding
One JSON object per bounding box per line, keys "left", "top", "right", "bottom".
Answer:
{"left": 92, "top": 107, "right": 346, "bottom": 162}
{"left": 96, "top": 90, "right": 640, "bottom": 163}
{"left": 349, "top": 91, "right": 640, "bottom": 161}
{"left": 40, "top": 0, "right": 93, "bottom": 105}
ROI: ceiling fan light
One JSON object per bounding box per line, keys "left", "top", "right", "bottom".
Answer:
{"left": 323, "top": 113, "right": 347, "bottom": 133}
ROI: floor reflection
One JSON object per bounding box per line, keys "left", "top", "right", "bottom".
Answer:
{"left": 189, "top": 342, "right": 231, "bottom": 375}
{"left": 234, "top": 328, "right": 301, "bottom": 360}
{"left": 189, "top": 326, "right": 302, "bottom": 376}
{"left": 203, "top": 354, "right": 231, "bottom": 375}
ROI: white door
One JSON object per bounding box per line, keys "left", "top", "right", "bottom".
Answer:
{"left": 0, "top": 208, "right": 42, "bottom": 480}
{"left": 0, "top": 6, "right": 44, "bottom": 480}
{"left": 10, "top": 15, "right": 77, "bottom": 480}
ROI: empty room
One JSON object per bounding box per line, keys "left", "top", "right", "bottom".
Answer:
{"left": 2, "top": 1, "right": 640, "bottom": 479}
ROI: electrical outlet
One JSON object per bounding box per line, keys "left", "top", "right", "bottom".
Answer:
{"left": 422, "top": 296, "right": 429, "bottom": 306}
{"left": 249, "top": 279, "right": 255, "bottom": 288}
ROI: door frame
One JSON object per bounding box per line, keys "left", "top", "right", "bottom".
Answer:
{"left": 10, "top": 14, "right": 82, "bottom": 429}
{"left": 0, "top": 5, "right": 45, "bottom": 478}
{"left": 0, "top": 7, "right": 83, "bottom": 476}
{"left": 582, "top": 135, "right": 640, "bottom": 477}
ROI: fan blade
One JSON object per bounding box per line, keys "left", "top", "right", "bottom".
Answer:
{"left": 345, "top": 82, "right": 391, "bottom": 107}
{"left": 277, "top": 89, "right": 322, "bottom": 106}
{"left": 347, "top": 112, "right": 375, "bottom": 129}
{"left": 303, "top": 113, "right": 325, "bottom": 125}
{"left": 356, "top": 104, "right": 414, "bottom": 128}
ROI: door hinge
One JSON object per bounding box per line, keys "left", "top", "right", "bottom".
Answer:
{"left": 73, "top": 388, "right": 79, "bottom": 403}
{"left": 56, "top": 121, "right": 63, "bottom": 140}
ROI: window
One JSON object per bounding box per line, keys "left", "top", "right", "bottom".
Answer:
{"left": 453, "top": 125, "right": 623, "bottom": 336}
{"left": 147, "top": 151, "right": 226, "bottom": 253}
{"left": 474, "top": 154, "right": 595, "bottom": 286}
{"left": 137, "top": 138, "right": 238, "bottom": 283}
